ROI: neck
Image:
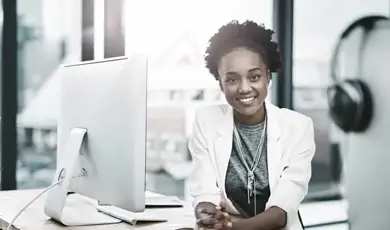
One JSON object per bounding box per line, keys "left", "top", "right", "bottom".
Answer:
{"left": 234, "top": 104, "right": 266, "bottom": 125}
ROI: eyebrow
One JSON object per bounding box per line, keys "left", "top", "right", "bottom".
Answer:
{"left": 225, "top": 68, "right": 262, "bottom": 75}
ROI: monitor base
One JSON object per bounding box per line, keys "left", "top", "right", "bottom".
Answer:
{"left": 52, "top": 201, "right": 121, "bottom": 226}
{"left": 43, "top": 128, "right": 121, "bottom": 226}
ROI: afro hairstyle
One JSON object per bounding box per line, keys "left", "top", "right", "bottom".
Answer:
{"left": 204, "top": 20, "right": 282, "bottom": 80}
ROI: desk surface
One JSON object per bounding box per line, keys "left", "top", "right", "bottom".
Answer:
{"left": 0, "top": 189, "right": 195, "bottom": 230}
{"left": 0, "top": 189, "right": 349, "bottom": 230}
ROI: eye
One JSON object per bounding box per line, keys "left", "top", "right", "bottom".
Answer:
{"left": 226, "top": 78, "right": 237, "bottom": 84}
{"left": 250, "top": 74, "right": 261, "bottom": 80}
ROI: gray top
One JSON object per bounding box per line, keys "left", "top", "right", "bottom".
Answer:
{"left": 225, "top": 121, "right": 270, "bottom": 218}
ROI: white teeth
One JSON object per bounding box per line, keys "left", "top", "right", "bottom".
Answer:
{"left": 239, "top": 97, "right": 254, "bottom": 103}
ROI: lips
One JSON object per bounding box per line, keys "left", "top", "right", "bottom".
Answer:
{"left": 237, "top": 96, "right": 256, "bottom": 105}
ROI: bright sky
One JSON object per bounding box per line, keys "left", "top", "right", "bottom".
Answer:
{"left": 124, "top": 0, "right": 272, "bottom": 58}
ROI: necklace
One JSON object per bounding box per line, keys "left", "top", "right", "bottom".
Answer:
{"left": 232, "top": 113, "right": 267, "bottom": 215}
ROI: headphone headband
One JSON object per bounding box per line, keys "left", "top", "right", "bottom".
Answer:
{"left": 330, "top": 15, "right": 388, "bottom": 81}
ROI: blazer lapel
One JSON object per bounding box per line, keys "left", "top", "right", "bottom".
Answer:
{"left": 265, "top": 102, "right": 282, "bottom": 190}
{"left": 213, "top": 105, "right": 234, "bottom": 195}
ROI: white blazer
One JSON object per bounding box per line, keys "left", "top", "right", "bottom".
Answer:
{"left": 188, "top": 102, "right": 315, "bottom": 230}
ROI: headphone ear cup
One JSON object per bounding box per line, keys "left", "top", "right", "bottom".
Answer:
{"left": 347, "top": 79, "right": 373, "bottom": 132}
{"left": 327, "top": 83, "right": 357, "bottom": 132}
{"left": 327, "top": 80, "right": 373, "bottom": 133}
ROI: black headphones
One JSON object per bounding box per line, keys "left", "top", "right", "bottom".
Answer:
{"left": 327, "top": 15, "right": 388, "bottom": 133}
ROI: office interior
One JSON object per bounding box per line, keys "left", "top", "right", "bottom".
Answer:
{"left": 0, "top": 0, "right": 389, "bottom": 229}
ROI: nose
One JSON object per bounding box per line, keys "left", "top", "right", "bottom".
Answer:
{"left": 238, "top": 79, "right": 252, "bottom": 94}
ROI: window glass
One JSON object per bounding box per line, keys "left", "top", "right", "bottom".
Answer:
{"left": 14, "top": 0, "right": 274, "bottom": 203}
{"left": 124, "top": 0, "right": 273, "bottom": 200}
{"left": 16, "top": 0, "right": 81, "bottom": 189}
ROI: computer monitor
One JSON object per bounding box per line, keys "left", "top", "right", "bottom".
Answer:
{"left": 44, "top": 55, "right": 148, "bottom": 226}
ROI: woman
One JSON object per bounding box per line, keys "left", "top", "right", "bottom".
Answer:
{"left": 188, "top": 20, "right": 315, "bottom": 230}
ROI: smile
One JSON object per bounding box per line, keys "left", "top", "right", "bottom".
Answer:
{"left": 238, "top": 97, "right": 255, "bottom": 105}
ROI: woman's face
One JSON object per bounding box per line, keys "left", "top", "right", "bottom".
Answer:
{"left": 218, "top": 47, "right": 270, "bottom": 119}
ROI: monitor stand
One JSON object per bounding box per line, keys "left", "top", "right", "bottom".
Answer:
{"left": 44, "top": 128, "right": 121, "bottom": 226}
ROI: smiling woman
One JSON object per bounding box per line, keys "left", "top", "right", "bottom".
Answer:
{"left": 205, "top": 21, "right": 282, "bottom": 125}
{"left": 218, "top": 48, "right": 271, "bottom": 125}
{"left": 189, "top": 20, "right": 314, "bottom": 230}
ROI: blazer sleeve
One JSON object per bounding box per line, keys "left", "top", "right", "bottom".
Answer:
{"left": 188, "top": 111, "right": 221, "bottom": 208}
{"left": 265, "top": 118, "right": 316, "bottom": 229}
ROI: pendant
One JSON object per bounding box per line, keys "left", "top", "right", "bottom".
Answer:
{"left": 247, "top": 171, "right": 254, "bottom": 204}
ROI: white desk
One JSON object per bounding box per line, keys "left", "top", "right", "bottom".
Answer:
{"left": 0, "top": 189, "right": 195, "bottom": 230}
{"left": 0, "top": 189, "right": 349, "bottom": 230}
{"left": 300, "top": 200, "right": 348, "bottom": 230}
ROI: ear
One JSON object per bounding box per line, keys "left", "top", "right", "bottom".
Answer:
{"left": 266, "top": 70, "right": 271, "bottom": 86}
{"left": 267, "top": 80, "right": 272, "bottom": 89}
{"left": 265, "top": 71, "right": 272, "bottom": 88}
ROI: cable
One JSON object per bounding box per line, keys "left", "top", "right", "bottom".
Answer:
{"left": 6, "top": 174, "right": 84, "bottom": 230}
{"left": 6, "top": 180, "right": 63, "bottom": 230}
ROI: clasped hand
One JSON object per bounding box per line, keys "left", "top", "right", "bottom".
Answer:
{"left": 196, "top": 200, "right": 233, "bottom": 230}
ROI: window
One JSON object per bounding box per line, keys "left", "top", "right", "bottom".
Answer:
{"left": 125, "top": 0, "right": 273, "bottom": 199}
{"left": 16, "top": 1, "right": 82, "bottom": 189}
{"left": 12, "top": 0, "right": 274, "bottom": 200}
{"left": 293, "top": 0, "right": 389, "bottom": 198}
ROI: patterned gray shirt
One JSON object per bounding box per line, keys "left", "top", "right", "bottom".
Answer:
{"left": 225, "top": 121, "right": 270, "bottom": 217}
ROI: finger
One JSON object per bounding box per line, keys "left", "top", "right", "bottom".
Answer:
{"left": 197, "top": 205, "right": 217, "bottom": 215}
{"left": 215, "top": 210, "right": 229, "bottom": 220}
{"left": 215, "top": 211, "right": 230, "bottom": 220}
{"left": 197, "top": 225, "right": 213, "bottom": 230}
{"left": 198, "top": 207, "right": 217, "bottom": 214}
{"left": 223, "top": 212, "right": 231, "bottom": 221}
{"left": 197, "top": 212, "right": 214, "bottom": 220}
{"left": 223, "top": 220, "right": 233, "bottom": 229}
{"left": 214, "top": 212, "right": 232, "bottom": 229}
{"left": 200, "top": 208, "right": 218, "bottom": 215}
{"left": 197, "top": 216, "right": 216, "bottom": 226}
{"left": 197, "top": 222, "right": 213, "bottom": 229}
{"left": 198, "top": 224, "right": 214, "bottom": 230}
{"left": 212, "top": 222, "right": 224, "bottom": 229}
{"left": 219, "top": 199, "right": 227, "bottom": 210}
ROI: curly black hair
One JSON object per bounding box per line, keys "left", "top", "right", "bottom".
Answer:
{"left": 204, "top": 20, "right": 282, "bottom": 80}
